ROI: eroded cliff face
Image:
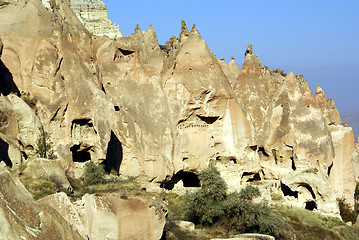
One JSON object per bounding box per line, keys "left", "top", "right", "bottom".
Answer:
{"left": 0, "top": 1, "right": 358, "bottom": 238}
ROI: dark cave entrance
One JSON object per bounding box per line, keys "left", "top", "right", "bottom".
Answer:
{"left": 281, "top": 182, "right": 298, "bottom": 198}
{"left": 247, "top": 172, "right": 261, "bottom": 182}
{"left": 160, "top": 170, "right": 200, "bottom": 190}
{"left": 258, "top": 146, "right": 269, "bottom": 157}
{"left": 102, "top": 131, "right": 123, "bottom": 174}
{"left": 0, "top": 59, "right": 20, "bottom": 96}
{"left": 305, "top": 201, "right": 317, "bottom": 211}
{"left": 118, "top": 48, "right": 135, "bottom": 56}
{"left": 0, "top": 138, "right": 12, "bottom": 167}
{"left": 197, "top": 115, "right": 219, "bottom": 124}
{"left": 70, "top": 145, "right": 91, "bottom": 162}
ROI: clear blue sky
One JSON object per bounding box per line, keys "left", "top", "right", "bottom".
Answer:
{"left": 103, "top": 0, "right": 359, "bottom": 113}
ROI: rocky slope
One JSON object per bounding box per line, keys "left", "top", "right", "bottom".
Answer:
{"left": 0, "top": 0, "right": 358, "bottom": 239}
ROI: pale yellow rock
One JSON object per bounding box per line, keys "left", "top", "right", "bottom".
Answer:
{"left": 67, "top": 0, "right": 122, "bottom": 38}
{"left": 329, "top": 125, "right": 356, "bottom": 205}
{"left": 73, "top": 194, "right": 166, "bottom": 240}
{"left": 23, "top": 158, "right": 73, "bottom": 192}
{"left": 0, "top": 169, "right": 84, "bottom": 239}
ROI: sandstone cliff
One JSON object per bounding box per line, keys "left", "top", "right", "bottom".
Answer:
{"left": 0, "top": 0, "right": 358, "bottom": 238}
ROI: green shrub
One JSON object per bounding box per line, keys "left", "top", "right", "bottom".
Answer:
{"left": 184, "top": 166, "right": 227, "bottom": 225}
{"left": 35, "top": 127, "right": 53, "bottom": 158}
{"left": 338, "top": 198, "right": 358, "bottom": 223}
{"left": 82, "top": 161, "right": 106, "bottom": 185}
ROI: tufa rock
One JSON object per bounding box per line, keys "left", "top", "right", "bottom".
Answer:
{"left": 66, "top": 0, "right": 122, "bottom": 38}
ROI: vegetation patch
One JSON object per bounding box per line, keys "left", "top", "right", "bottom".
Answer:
{"left": 21, "top": 176, "right": 57, "bottom": 200}
{"left": 68, "top": 161, "right": 146, "bottom": 199}
{"left": 164, "top": 166, "right": 288, "bottom": 239}
{"left": 35, "top": 127, "right": 53, "bottom": 158}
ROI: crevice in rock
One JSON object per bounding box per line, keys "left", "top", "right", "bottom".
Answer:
{"left": 272, "top": 149, "right": 278, "bottom": 164}
{"left": 281, "top": 182, "right": 298, "bottom": 198}
{"left": 101, "top": 84, "right": 107, "bottom": 94}
{"left": 327, "top": 162, "right": 333, "bottom": 177}
{"left": 70, "top": 145, "right": 92, "bottom": 162}
{"left": 197, "top": 115, "right": 219, "bottom": 124}
{"left": 291, "top": 157, "right": 296, "bottom": 171}
{"left": 101, "top": 131, "right": 123, "bottom": 174}
{"left": 21, "top": 151, "right": 27, "bottom": 160}
{"left": 0, "top": 59, "right": 20, "bottom": 96}
{"left": 53, "top": 57, "right": 63, "bottom": 77}
{"left": 305, "top": 201, "right": 317, "bottom": 211}
{"left": 160, "top": 170, "right": 200, "bottom": 190}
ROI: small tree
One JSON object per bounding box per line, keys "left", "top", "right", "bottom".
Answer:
{"left": 35, "top": 127, "right": 53, "bottom": 158}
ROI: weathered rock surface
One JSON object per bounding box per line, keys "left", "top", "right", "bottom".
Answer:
{"left": 0, "top": 1, "right": 358, "bottom": 235}
{"left": 66, "top": 0, "right": 122, "bottom": 38}
{"left": 40, "top": 192, "right": 167, "bottom": 240}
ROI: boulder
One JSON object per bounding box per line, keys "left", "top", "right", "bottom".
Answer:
{"left": 0, "top": 168, "right": 84, "bottom": 239}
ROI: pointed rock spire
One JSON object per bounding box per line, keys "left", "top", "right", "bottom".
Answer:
{"left": 245, "top": 44, "right": 253, "bottom": 57}
{"left": 243, "top": 44, "right": 261, "bottom": 66}
{"left": 190, "top": 23, "right": 200, "bottom": 35}
{"left": 134, "top": 24, "right": 141, "bottom": 34}
{"left": 228, "top": 57, "right": 240, "bottom": 77}
{"left": 147, "top": 24, "right": 155, "bottom": 33}
{"left": 180, "top": 20, "right": 190, "bottom": 40}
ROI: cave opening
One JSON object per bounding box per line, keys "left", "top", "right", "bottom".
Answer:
{"left": 70, "top": 145, "right": 91, "bottom": 162}
{"left": 247, "top": 173, "right": 261, "bottom": 182}
{"left": 0, "top": 60, "right": 20, "bottom": 96}
{"left": 197, "top": 115, "right": 219, "bottom": 124}
{"left": 114, "top": 106, "right": 120, "bottom": 111}
{"left": 72, "top": 119, "right": 92, "bottom": 128}
{"left": 118, "top": 48, "right": 135, "bottom": 56}
{"left": 0, "top": 139, "right": 12, "bottom": 167}
{"left": 258, "top": 146, "right": 269, "bottom": 157}
{"left": 102, "top": 131, "right": 123, "bottom": 174}
{"left": 281, "top": 182, "right": 298, "bottom": 198}
{"left": 305, "top": 201, "right": 317, "bottom": 211}
{"left": 160, "top": 170, "right": 200, "bottom": 190}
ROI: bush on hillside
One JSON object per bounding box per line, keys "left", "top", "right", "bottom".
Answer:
{"left": 82, "top": 161, "right": 106, "bottom": 186}
{"left": 184, "top": 166, "right": 286, "bottom": 238}
{"left": 338, "top": 198, "right": 358, "bottom": 224}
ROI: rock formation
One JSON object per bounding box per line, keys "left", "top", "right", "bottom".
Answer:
{"left": 0, "top": 167, "right": 84, "bottom": 239}
{"left": 0, "top": 0, "right": 358, "bottom": 238}
{"left": 66, "top": 0, "right": 122, "bottom": 38}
